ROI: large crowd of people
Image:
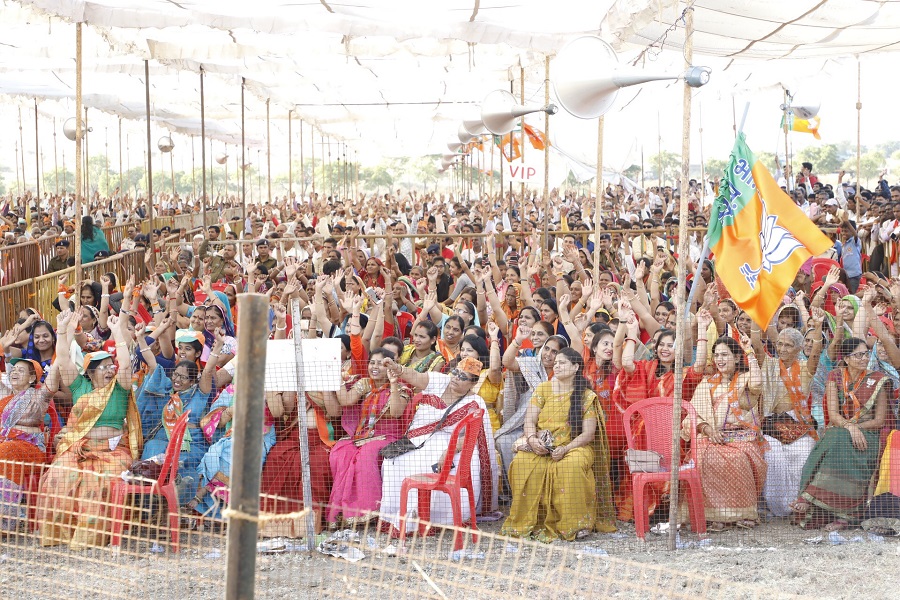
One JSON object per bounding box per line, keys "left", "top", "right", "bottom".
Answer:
{"left": 0, "top": 159, "right": 899, "bottom": 549}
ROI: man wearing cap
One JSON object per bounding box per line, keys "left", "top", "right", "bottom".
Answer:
{"left": 255, "top": 239, "right": 277, "bottom": 272}
{"left": 46, "top": 239, "right": 73, "bottom": 274}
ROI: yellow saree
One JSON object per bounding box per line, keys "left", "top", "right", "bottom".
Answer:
{"left": 38, "top": 379, "right": 142, "bottom": 550}
{"left": 502, "top": 382, "right": 606, "bottom": 541}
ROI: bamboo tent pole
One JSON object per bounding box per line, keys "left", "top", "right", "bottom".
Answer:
{"left": 668, "top": 6, "right": 694, "bottom": 552}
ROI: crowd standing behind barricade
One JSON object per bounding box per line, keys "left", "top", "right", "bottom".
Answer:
{"left": 0, "top": 158, "right": 899, "bottom": 548}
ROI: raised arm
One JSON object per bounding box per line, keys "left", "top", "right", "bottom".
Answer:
{"left": 109, "top": 315, "right": 134, "bottom": 389}
{"left": 502, "top": 325, "right": 530, "bottom": 372}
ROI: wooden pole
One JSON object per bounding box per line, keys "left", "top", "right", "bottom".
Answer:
{"left": 856, "top": 58, "right": 862, "bottom": 190}
{"left": 18, "top": 108, "right": 25, "bottom": 196}
{"left": 191, "top": 135, "right": 196, "bottom": 203}
{"left": 543, "top": 55, "right": 551, "bottom": 237}
{"left": 74, "top": 23, "right": 83, "bottom": 292}
{"left": 266, "top": 98, "right": 272, "bottom": 203}
{"left": 34, "top": 100, "right": 40, "bottom": 203}
{"left": 118, "top": 117, "right": 123, "bottom": 200}
{"left": 241, "top": 77, "right": 246, "bottom": 225}
{"left": 288, "top": 110, "right": 293, "bottom": 204}
{"left": 200, "top": 66, "right": 208, "bottom": 224}
{"left": 145, "top": 59, "right": 154, "bottom": 232}
{"left": 54, "top": 117, "right": 59, "bottom": 195}
{"left": 520, "top": 66, "right": 525, "bottom": 203}
{"left": 668, "top": 5, "right": 694, "bottom": 552}
{"left": 593, "top": 116, "right": 604, "bottom": 282}
{"left": 783, "top": 89, "right": 791, "bottom": 192}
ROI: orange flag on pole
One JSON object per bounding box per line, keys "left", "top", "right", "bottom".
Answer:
{"left": 707, "top": 133, "right": 833, "bottom": 329}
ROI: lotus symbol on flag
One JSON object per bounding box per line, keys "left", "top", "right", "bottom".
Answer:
{"left": 740, "top": 198, "right": 804, "bottom": 289}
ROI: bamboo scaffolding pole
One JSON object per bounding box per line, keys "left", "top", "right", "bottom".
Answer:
{"left": 74, "top": 23, "right": 84, "bottom": 293}
{"left": 668, "top": 5, "right": 694, "bottom": 552}
{"left": 593, "top": 116, "right": 604, "bottom": 282}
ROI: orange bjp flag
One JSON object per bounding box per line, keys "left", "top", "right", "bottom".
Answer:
{"left": 707, "top": 133, "right": 833, "bottom": 329}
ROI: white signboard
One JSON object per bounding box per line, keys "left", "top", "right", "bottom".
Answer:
{"left": 264, "top": 338, "right": 342, "bottom": 392}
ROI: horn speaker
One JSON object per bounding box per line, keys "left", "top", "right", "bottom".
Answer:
{"left": 552, "top": 35, "right": 711, "bottom": 119}
{"left": 480, "top": 90, "right": 558, "bottom": 135}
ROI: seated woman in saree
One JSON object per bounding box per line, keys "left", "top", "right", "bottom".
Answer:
{"left": 495, "top": 323, "right": 566, "bottom": 495}
{"left": 399, "top": 320, "right": 446, "bottom": 374}
{"left": 501, "top": 348, "right": 602, "bottom": 542}
{"left": 612, "top": 305, "right": 705, "bottom": 523}
{"left": 378, "top": 357, "right": 498, "bottom": 535}
{"left": 135, "top": 326, "right": 223, "bottom": 505}
{"left": 792, "top": 337, "right": 889, "bottom": 531}
{"left": 186, "top": 383, "right": 281, "bottom": 518}
{"left": 327, "top": 347, "right": 413, "bottom": 528}
{"left": 38, "top": 311, "right": 142, "bottom": 550}
{"left": 751, "top": 326, "right": 818, "bottom": 517}
{"left": 688, "top": 333, "right": 766, "bottom": 532}
{"left": 0, "top": 354, "right": 58, "bottom": 530}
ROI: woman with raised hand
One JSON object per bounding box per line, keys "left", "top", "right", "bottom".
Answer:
{"left": 689, "top": 334, "right": 766, "bottom": 532}
{"left": 0, "top": 329, "right": 60, "bottom": 530}
{"left": 327, "top": 347, "right": 412, "bottom": 528}
{"left": 501, "top": 348, "right": 601, "bottom": 541}
{"left": 378, "top": 356, "right": 498, "bottom": 535}
{"left": 38, "top": 310, "right": 142, "bottom": 550}
{"left": 137, "top": 325, "right": 222, "bottom": 506}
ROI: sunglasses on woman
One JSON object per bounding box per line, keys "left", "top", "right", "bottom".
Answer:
{"left": 450, "top": 369, "right": 478, "bottom": 383}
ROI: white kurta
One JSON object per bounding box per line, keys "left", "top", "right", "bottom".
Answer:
{"left": 380, "top": 374, "right": 498, "bottom": 532}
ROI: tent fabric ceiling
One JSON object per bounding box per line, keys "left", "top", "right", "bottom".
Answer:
{"left": 2, "top": 0, "right": 900, "bottom": 161}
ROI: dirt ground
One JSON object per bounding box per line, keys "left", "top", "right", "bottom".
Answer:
{"left": 3, "top": 516, "right": 897, "bottom": 600}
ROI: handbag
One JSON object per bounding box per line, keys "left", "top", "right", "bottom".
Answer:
{"left": 624, "top": 448, "right": 664, "bottom": 473}
{"left": 512, "top": 429, "right": 555, "bottom": 453}
{"left": 379, "top": 396, "right": 467, "bottom": 460}
{"left": 761, "top": 413, "right": 812, "bottom": 444}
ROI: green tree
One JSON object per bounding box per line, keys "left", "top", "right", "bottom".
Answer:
{"left": 622, "top": 164, "right": 641, "bottom": 181}
{"left": 704, "top": 158, "right": 728, "bottom": 179}
{"left": 796, "top": 144, "right": 842, "bottom": 175}
{"left": 841, "top": 151, "right": 886, "bottom": 186}
{"left": 648, "top": 151, "right": 681, "bottom": 186}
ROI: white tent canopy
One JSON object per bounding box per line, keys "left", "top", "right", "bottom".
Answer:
{"left": 2, "top": 0, "right": 900, "bottom": 168}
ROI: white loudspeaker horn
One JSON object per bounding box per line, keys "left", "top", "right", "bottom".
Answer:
{"left": 552, "top": 35, "right": 711, "bottom": 120}
{"left": 458, "top": 123, "right": 476, "bottom": 144}
{"left": 447, "top": 141, "right": 463, "bottom": 153}
{"left": 63, "top": 117, "right": 92, "bottom": 142}
{"left": 462, "top": 117, "right": 485, "bottom": 136}
{"left": 215, "top": 153, "right": 228, "bottom": 165}
{"left": 480, "top": 90, "right": 558, "bottom": 135}
{"left": 781, "top": 100, "right": 820, "bottom": 120}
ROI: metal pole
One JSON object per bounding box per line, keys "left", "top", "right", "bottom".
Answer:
{"left": 145, "top": 59, "right": 154, "bottom": 231}
{"left": 74, "top": 23, "right": 83, "bottom": 293}
{"left": 327, "top": 136, "right": 332, "bottom": 198}
{"left": 170, "top": 145, "right": 175, "bottom": 196}
{"left": 191, "top": 135, "right": 196, "bottom": 204}
{"left": 241, "top": 77, "right": 246, "bottom": 225}
{"left": 657, "top": 111, "right": 662, "bottom": 187}
{"left": 18, "top": 108, "right": 25, "bottom": 196}
{"left": 105, "top": 127, "right": 109, "bottom": 198}
{"left": 200, "top": 66, "right": 208, "bottom": 225}
{"left": 668, "top": 5, "right": 693, "bottom": 552}
{"left": 224, "top": 293, "right": 269, "bottom": 600}
{"left": 266, "top": 98, "right": 271, "bottom": 203}
{"left": 311, "top": 125, "right": 316, "bottom": 198}
{"left": 15, "top": 143, "right": 20, "bottom": 197}
{"left": 594, "top": 116, "right": 604, "bottom": 282}
{"left": 290, "top": 299, "right": 318, "bottom": 549}
{"left": 257, "top": 149, "right": 262, "bottom": 202}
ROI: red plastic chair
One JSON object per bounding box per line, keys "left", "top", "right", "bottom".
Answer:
{"left": 25, "top": 400, "right": 63, "bottom": 531}
{"left": 622, "top": 397, "right": 705, "bottom": 540}
{"left": 108, "top": 410, "right": 191, "bottom": 552}
{"left": 399, "top": 408, "right": 484, "bottom": 551}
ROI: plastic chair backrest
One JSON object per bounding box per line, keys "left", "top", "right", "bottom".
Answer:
{"left": 622, "top": 397, "right": 697, "bottom": 470}
{"left": 157, "top": 410, "right": 191, "bottom": 487}
{"left": 432, "top": 408, "right": 484, "bottom": 486}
